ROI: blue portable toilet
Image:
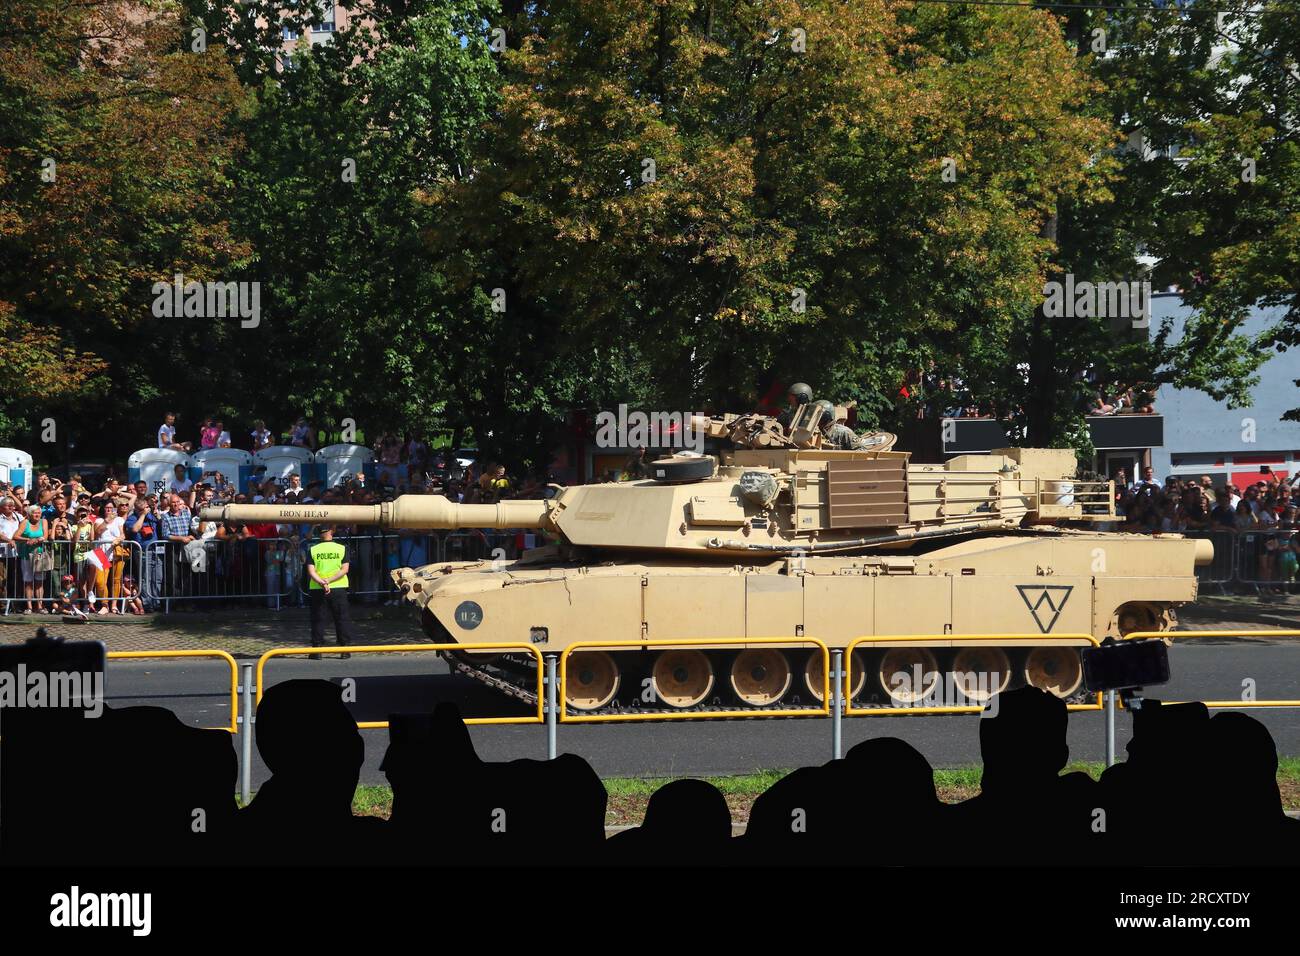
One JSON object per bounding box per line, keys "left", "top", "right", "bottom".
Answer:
{"left": 0, "top": 448, "right": 33, "bottom": 491}
{"left": 253, "top": 445, "right": 315, "bottom": 488}
{"left": 193, "top": 448, "right": 253, "bottom": 492}
{"left": 127, "top": 448, "right": 192, "bottom": 495}
{"left": 316, "top": 443, "right": 376, "bottom": 490}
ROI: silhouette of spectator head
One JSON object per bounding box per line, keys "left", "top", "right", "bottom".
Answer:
{"left": 607, "top": 778, "right": 730, "bottom": 864}
{"left": 978, "top": 687, "right": 1068, "bottom": 792}
{"left": 642, "top": 779, "right": 732, "bottom": 845}
{"left": 1125, "top": 700, "right": 1208, "bottom": 771}
{"left": 846, "top": 737, "right": 937, "bottom": 811}
{"left": 100, "top": 706, "right": 237, "bottom": 863}
{"left": 743, "top": 765, "right": 831, "bottom": 859}
{"left": 380, "top": 705, "right": 478, "bottom": 822}
{"left": 256, "top": 679, "right": 363, "bottom": 814}
{"left": 1205, "top": 711, "right": 1283, "bottom": 819}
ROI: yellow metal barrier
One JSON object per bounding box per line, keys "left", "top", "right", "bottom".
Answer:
{"left": 845, "top": 633, "right": 1104, "bottom": 716}
{"left": 1122, "top": 629, "right": 1300, "bottom": 709}
{"left": 254, "top": 643, "right": 546, "bottom": 728}
{"left": 559, "top": 638, "right": 830, "bottom": 723}
{"left": 106, "top": 649, "right": 240, "bottom": 734}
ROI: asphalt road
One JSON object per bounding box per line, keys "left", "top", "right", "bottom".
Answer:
{"left": 101, "top": 642, "right": 1300, "bottom": 786}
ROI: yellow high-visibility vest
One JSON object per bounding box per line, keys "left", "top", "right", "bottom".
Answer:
{"left": 308, "top": 541, "right": 348, "bottom": 589}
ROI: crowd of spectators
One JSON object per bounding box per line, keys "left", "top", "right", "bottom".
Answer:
{"left": 1088, "top": 384, "right": 1157, "bottom": 416}
{"left": 155, "top": 411, "right": 317, "bottom": 454}
{"left": 0, "top": 433, "right": 554, "bottom": 614}
{"left": 5, "top": 680, "right": 1296, "bottom": 867}
{"left": 1111, "top": 466, "right": 1300, "bottom": 591}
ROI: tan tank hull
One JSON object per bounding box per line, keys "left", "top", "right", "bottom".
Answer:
{"left": 397, "top": 528, "right": 1202, "bottom": 711}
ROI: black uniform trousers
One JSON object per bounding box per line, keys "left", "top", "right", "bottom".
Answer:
{"left": 309, "top": 587, "right": 356, "bottom": 647}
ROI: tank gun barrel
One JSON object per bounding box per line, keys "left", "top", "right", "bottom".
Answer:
{"left": 200, "top": 495, "right": 552, "bottom": 531}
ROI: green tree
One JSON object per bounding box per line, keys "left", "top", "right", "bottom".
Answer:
{"left": 0, "top": 0, "right": 250, "bottom": 449}
{"left": 433, "top": 0, "right": 1112, "bottom": 448}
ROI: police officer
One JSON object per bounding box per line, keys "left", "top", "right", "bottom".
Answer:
{"left": 307, "top": 525, "right": 355, "bottom": 659}
{"left": 777, "top": 382, "right": 814, "bottom": 432}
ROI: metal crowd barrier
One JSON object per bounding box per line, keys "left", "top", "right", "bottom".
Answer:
{"left": 1233, "top": 529, "right": 1300, "bottom": 587}
{"left": 105, "top": 649, "right": 240, "bottom": 734}
{"left": 1122, "top": 629, "right": 1300, "bottom": 710}
{"left": 255, "top": 642, "right": 546, "bottom": 727}
{"left": 143, "top": 537, "right": 296, "bottom": 610}
{"left": 1181, "top": 529, "right": 1236, "bottom": 587}
{"left": 0, "top": 538, "right": 143, "bottom": 613}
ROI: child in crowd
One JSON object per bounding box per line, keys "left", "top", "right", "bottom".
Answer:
{"left": 53, "top": 574, "right": 86, "bottom": 618}
{"left": 1279, "top": 534, "right": 1299, "bottom": 592}
{"left": 120, "top": 575, "right": 144, "bottom": 615}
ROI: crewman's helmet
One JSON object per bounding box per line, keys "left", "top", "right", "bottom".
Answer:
{"left": 813, "top": 399, "right": 836, "bottom": 431}
{"left": 787, "top": 382, "right": 813, "bottom": 405}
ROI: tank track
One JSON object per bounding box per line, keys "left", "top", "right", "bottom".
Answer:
{"left": 447, "top": 653, "right": 827, "bottom": 718}
{"left": 445, "top": 652, "right": 1091, "bottom": 718}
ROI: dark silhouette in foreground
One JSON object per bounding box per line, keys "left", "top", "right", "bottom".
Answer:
{"left": 3, "top": 675, "right": 1297, "bottom": 867}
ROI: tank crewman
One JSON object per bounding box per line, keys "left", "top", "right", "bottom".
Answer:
{"left": 623, "top": 446, "right": 650, "bottom": 480}
{"left": 815, "top": 400, "right": 893, "bottom": 451}
{"left": 776, "top": 382, "right": 814, "bottom": 432}
{"left": 307, "top": 525, "right": 356, "bottom": 659}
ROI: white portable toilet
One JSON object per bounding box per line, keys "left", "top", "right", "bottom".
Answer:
{"left": 253, "top": 445, "right": 316, "bottom": 489}
{"left": 193, "top": 447, "right": 254, "bottom": 491}
{"left": 316, "top": 443, "right": 374, "bottom": 490}
{"left": 128, "top": 448, "right": 192, "bottom": 495}
{"left": 0, "top": 448, "right": 34, "bottom": 490}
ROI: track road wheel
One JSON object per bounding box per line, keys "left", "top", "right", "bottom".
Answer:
{"left": 730, "top": 649, "right": 792, "bottom": 706}
{"left": 803, "top": 650, "right": 867, "bottom": 703}
{"left": 950, "top": 647, "right": 1012, "bottom": 703}
{"left": 878, "top": 648, "right": 940, "bottom": 705}
{"left": 1024, "top": 646, "right": 1083, "bottom": 698}
{"left": 652, "top": 650, "right": 714, "bottom": 708}
{"left": 565, "top": 651, "right": 620, "bottom": 711}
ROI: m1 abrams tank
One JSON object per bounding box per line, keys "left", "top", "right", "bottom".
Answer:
{"left": 204, "top": 404, "right": 1212, "bottom": 715}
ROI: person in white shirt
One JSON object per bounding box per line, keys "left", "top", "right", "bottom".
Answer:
{"left": 168, "top": 467, "right": 193, "bottom": 494}
{"left": 168, "top": 464, "right": 195, "bottom": 510}
{"left": 0, "top": 497, "right": 21, "bottom": 612}
{"left": 157, "top": 411, "right": 192, "bottom": 452}
{"left": 1133, "top": 465, "right": 1161, "bottom": 491}
{"left": 250, "top": 420, "right": 273, "bottom": 451}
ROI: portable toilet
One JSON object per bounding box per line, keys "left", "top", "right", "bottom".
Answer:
{"left": 252, "top": 445, "right": 316, "bottom": 489}
{"left": 127, "top": 448, "right": 192, "bottom": 496}
{"left": 193, "top": 447, "right": 254, "bottom": 493}
{"left": 0, "top": 448, "right": 33, "bottom": 490}
{"left": 316, "top": 443, "right": 375, "bottom": 490}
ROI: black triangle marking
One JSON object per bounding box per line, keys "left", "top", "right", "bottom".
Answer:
{"left": 1015, "top": 584, "right": 1074, "bottom": 634}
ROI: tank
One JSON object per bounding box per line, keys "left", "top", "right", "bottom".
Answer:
{"left": 202, "top": 407, "right": 1212, "bottom": 714}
